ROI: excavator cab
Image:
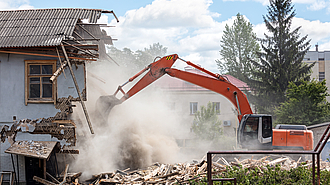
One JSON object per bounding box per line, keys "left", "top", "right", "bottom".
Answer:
{"left": 237, "top": 114, "right": 273, "bottom": 149}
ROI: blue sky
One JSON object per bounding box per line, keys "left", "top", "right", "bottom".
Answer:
{"left": 1, "top": 0, "right": 330, "bottom": 72}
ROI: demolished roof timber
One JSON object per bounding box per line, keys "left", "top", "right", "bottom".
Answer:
{"left": 61, "top": 43, "right": 94, "bottom": 134}
{"left": 0, "top": 50, "right": 97, "bottom": 61}
{"left": 62, "top": 41, "right": 98, "bottom": 58}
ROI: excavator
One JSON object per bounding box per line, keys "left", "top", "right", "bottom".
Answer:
{"left": 100, "top": 54, "right": 313, "bottom": 151}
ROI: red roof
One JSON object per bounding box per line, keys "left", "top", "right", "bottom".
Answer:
{"left": 153, "top": 67, "right": 249, "bottom": 91}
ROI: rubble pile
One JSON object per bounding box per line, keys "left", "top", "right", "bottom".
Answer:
{"left": 31, "top": 155, "right": 330, "bottom": 185}
{"left": 84, "top": 160, "right": 208, "bottom": 184}
{"left": 218, "top": 156, "right": 330, "bottom": 171}
{"left": 77, "top": 156, "right": 330, "bottom": 185}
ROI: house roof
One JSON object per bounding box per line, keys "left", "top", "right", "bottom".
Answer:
{"left": 154, "top": 66, "right": 250, "bottom": 91}
{"left": 222, "top": 74, "right": 250, "bottom": 91}
{"left": 0, "top": 8, "right": 106, "bottom": 48}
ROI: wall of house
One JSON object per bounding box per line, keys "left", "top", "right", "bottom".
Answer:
{"left": 304, "top": 51, "right": 330, "bottom": 102}
{"left": 57, "top": 64, "right": 85, "bottom": 98}
{"left": 0, "top": 53, "right": 85, "bottom": 123}
{"left": 164, "top": 90, "right": 239, "bottom": 138}
{"left": 0, "top": 53, "right": 86, "bottom": 184}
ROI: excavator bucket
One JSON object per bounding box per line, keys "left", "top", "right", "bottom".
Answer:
{"left": 94, "top": 95, "right": 122, "bottom": 125}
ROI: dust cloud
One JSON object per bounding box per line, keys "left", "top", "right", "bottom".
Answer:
{"left": 70, "top": 59, "right": 193, "bottom": 178}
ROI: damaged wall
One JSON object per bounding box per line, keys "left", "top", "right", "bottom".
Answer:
{"left": 0, "top": 54, "right": 85, "bottom": 123}
{"left": 0, "top": 52, "right": 85, "bottom": 183}
{"left": 57, "top": 64, "right": 86, "bottom": 99}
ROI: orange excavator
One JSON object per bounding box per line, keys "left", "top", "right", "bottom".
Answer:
{"left": 102, "top": 54, "right": 313, "bottom": 151}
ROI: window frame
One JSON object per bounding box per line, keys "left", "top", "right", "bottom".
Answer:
{"left": 212, "top": 102, "right": 220, "bottom": 114}
{"left": 319, "top": 72, "right": 325, "bottom": 82}
{"left": 25, "top": 60, "right": 56, "bottom": 105}
{"left": 190, "top": 102, "right": 198, "bottom": 115}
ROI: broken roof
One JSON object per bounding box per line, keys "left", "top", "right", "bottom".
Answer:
{"left": 5, "top": 140, "right": 59, "bottom": 159}
{"left": 0, "top": 8, "right": 111, "bottom": 48}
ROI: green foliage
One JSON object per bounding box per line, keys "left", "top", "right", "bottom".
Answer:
{"left": 247, "top": 0, "right": 313, "bottom": 114}
{"left": 191, "top": 102, "right": 223, "bottom": 141}
{"left": 187, "top": 165, "right": 330, "bottom": 184}
{"left": 107, "top": 42, "right": 167, "bottom": 74}
{"left": 216, "top": 13, "right": 260, "bottom": 82}
{"left": 275, "top": 80, "right": 330, "bottom": 125}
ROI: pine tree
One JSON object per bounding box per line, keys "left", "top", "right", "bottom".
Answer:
{"left": 216, "top": 13, "right": 260, "bottom": 82}
{"left": 248, "top": 0, "right": 313, "bottom": 114}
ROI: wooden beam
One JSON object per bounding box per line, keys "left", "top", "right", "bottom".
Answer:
{"left": 58, "top": 150, "right": 79, "bottom": 154}
{"left": 62, "top": 41, "right": 98, "bottom": 58}
{"left": 77, "top": 24, "right": 99, "bottom": 40}
{"left": 59, "top": 164, "right": 69, "bottom": 185}
{"left": 46, "top": 172, "right": 60, "bottom": 184}
{"left": 33, "top": 176, "right": 57, "bottom": 185}
{"left": 56, "top": 47, "right": 66, "bottom": 79}
{"left": 1, "top": 44, "right": 99, "bottom": 50}
{"left": 50, "top": 60, "right": 68, "bottom": 82}
{"left": 61, "top": 44, "right": 94, "bottom": 134}
{"left": 44, "top": 159, "right": 47, "bottom": 179}
{"left": 0, "top": 50, "right": 97, "bottom": 61}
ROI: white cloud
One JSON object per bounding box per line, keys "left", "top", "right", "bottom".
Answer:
{"left": 0, "top": 0, "right": 33, "bottom": 10}
{"left": 105, "top": 0, "right": 224, "bottom": 73}
{"left": 122, "top": 0, "right": 217, "bottom": 28}
{"left": 253, "top": 17, "right": 330, "bottom": 51}
{"left": 292, "top": 17, "right": 330, "bottom": 50}
{"left": 103, "top": 0, "right": 330, "bottom": 73}
{"left": 223, "top": 0, "right": 330, "bottom": 13}
{"left": 222, "top": 0, "right": 269, "bottom": 6}
{"left": 307, "top": 0, "right": 329, "bottom": 11}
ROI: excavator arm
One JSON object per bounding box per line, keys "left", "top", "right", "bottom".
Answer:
{"left": 95, "top": 54, "right": 314, "bottom": 151}
{"left": 112, "top": 54, "right": 252, "bottom": 122}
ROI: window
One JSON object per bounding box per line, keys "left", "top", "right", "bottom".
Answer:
{"left": 213, "top": 102, "right": 220, "bottom": 114}
{"left": 25, "top": 60, "right": 56, "bottom": 104}
{"left": 243, "top": 117, "right": 259, "bottom": 140}
{"left": 190, "top": 102, "right": 198, "bottom": 115}
{"left": 262, "top": 116, "right": 272, "bottom": 138}
{"left": 319, "top": 72, "right": 325, "bottom": 82}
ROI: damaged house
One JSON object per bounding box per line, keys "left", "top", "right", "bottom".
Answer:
{"left": 0, "top": 8, "right": 117, "bottom": 185}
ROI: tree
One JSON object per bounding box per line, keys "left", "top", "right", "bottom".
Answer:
{"left": 248, "top": 0, "right": 313, "bottom": 114}
{"left": 216, "top": 13, "right": 260, "bottom": 82}
{"left": 108, "top": 43, "right": 167, "bottom": 74}
{"left": 191, "top": 102, "right": 223, "bottom": 141}
{"left": 135, "top": 43, "right": 167, "bottom": 69}
{"left": 275, "top": 80, "right": 330, "bottom": 126}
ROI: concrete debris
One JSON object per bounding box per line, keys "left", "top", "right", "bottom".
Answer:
{"left": 1, "top": 119, "right": 76, "bottom": 146}
{"left": 0, "top": 96, "right": 79, "bottom": 146}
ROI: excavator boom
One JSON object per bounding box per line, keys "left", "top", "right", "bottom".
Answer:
{"left": 112, "top": 54, "right": 252, "bottom": 122}
{"left": 97, "top": 54, "right": 313, "bottom": 151}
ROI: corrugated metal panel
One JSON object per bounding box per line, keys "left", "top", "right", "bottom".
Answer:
{"left": 0, "top": 8, "right": 105, "bottom": 48}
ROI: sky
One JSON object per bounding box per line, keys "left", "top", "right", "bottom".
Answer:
{"left": 1, "top": 0, "right": 330, "bottom": 72}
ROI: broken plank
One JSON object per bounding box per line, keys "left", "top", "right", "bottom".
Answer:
{"left": 33, "top": 176, "right": 57, "bottom": 185}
